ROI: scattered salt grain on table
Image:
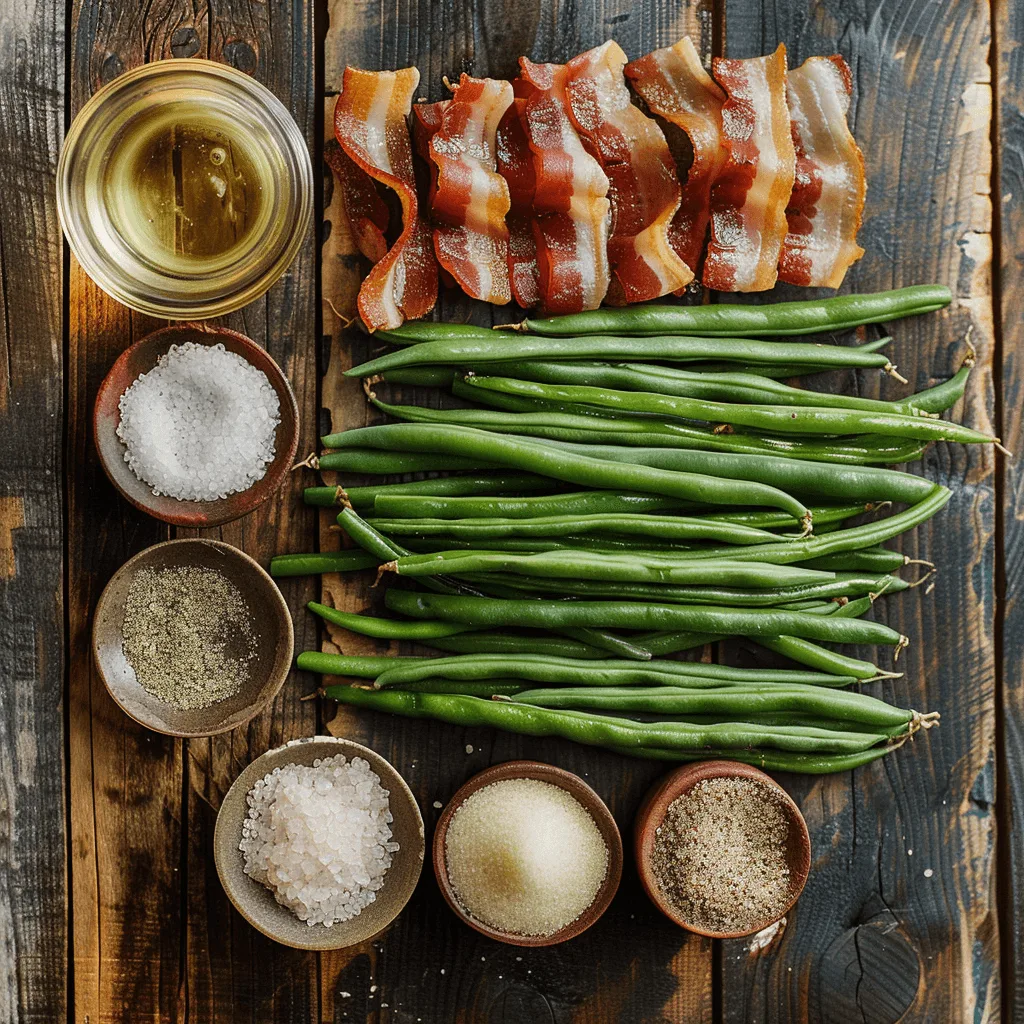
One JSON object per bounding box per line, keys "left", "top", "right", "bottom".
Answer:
{"left": 445, "top": 778, "right": 608, "bottom": 937}
{"left": 239, "top": 755, "right": 399, "bottom": 926}
{"left": 117, "top": 341, "right": 280, "bottom": 500}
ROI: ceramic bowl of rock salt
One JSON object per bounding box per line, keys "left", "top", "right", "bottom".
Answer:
{"left": 214, "top": 736, "right": 425, "bottom": 950}
{"left": 94, "top": 322, "right": 299, "bottom": 527}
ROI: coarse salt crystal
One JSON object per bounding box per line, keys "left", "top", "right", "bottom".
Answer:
{"left": 117, "top": 342, "right": 280, "bottom": 501}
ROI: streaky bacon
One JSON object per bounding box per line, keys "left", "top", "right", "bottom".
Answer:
{"left": 563, "top": 41, "right": 692, "bottom": 305}
{"left": 704, "top": 44, "right": 796, "bottom": 292}
{"left": 411, "top": 101, "right": 457, "bottom": 290}
{"left": 334, "top": 67, "right": 437, "bottom": 330}
{"left": 429, "top": 75, "right": 514, "bottom": 304}
{"left": 778, "top": 55, "right": 865, "bottom": 288}
{"left": 324, "top": 139, "right": 389, "bottom": 265}
{"left": 496, "top": 90, "right": 541, "bottom": 307}
{"left": 518, "top": 57, "right": 611, "bottom": 314}
{"left": 625, "top": 36, "right": 726, "bottom": 284}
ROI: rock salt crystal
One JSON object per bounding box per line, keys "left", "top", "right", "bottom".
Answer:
{"left": 117, "top": 341, "right": 280, "bottom": 501}
{"left": 239, "top": 754, "right": 399, "bottom": 927}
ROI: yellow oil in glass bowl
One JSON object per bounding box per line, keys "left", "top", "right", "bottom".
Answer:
{"left": 58, "top": 60, "right": 312, "bottom": 318}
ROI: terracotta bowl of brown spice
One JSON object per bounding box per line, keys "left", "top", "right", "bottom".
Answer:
{"left": 92, "top": 538, "right": 294, "bottom": 737}
{"left": 634, "top": 761, "right": 811, "bottom": 940}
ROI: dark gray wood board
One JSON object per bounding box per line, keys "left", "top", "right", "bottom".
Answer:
{"left": 0, "top": 1, "right": 67, "bottom": 1021}
{"left": 997, "top": 0, "right": 1024, "bottom": 1019}
{"left": 720, "top": 1, "right": 999, "bottom": 1021}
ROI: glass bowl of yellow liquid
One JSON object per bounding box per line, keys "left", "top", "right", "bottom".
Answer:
{"left": 58, "top": 59, "right": 312, "bottom": 318}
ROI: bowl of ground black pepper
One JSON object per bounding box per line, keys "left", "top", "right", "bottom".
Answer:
{"left": 634, "top": 761, "right": 811, "bottom": 939}
{"left": 92, "top": 538, "right": 293, "bottom": 736}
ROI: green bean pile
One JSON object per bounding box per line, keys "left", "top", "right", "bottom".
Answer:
{"left": 276, "top": 286, "right": 983, "bottom": 772}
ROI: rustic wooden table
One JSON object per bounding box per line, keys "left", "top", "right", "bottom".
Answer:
{"left": 1, "top": 0, "right": 1019, "bottom": 1020}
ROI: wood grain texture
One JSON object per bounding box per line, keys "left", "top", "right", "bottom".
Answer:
{"left": 721, "top": 2, "right": 999, "bottom": 1022}
{"left": 995, "top": 0, "right": 1024, "bottom": 1019}
{"left": 319, "top": 3, "right": 717, "bottom": 1023}
{"left": 0, "top": 0, "right": 67, "bottom": 1020}
{"left": 67, "top": 1, "right": 318, "bottom": 1021}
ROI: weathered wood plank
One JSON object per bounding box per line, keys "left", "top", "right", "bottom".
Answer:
{"left": 995, "top": 0, "right": 1024, "bottom": 1018}
{"left": 0, "top": 0, "right": 67, "bottom": 1020}
{"left": 721, "top": 3, "right": 998, "bottom": 1021}
{"left": 67, "top": 2, "right": 318, "bottom": 1021}
{"left": 318, "top": 3, "right": 717, "bottom": 1022}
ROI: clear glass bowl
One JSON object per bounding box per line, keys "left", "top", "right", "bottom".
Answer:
{"left": 57, "top": 59, "right": 313, "bottom": 319}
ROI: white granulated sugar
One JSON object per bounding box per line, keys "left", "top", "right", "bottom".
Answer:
{"left": 117, "top": 342, "right": 280, "bottom": 501}
{"left": 239, "top": 754, "right": 399, "bottom": 927}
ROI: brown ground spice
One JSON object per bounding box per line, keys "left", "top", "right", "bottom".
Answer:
{"left": 651, "top": 776, "right": 793, "bottom": 934}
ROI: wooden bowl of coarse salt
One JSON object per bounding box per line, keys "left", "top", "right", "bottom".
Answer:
{"left": 214, "top": 737, "right": 425, "bottom": 951}
{"left": 93, "top": 322, "right": 299, "bottom": 528}
{"left": 433, "top": 761, "right": 623, "bottom": 946}
{"left": 634, "top": 761, "right": 811, "bottom": 940}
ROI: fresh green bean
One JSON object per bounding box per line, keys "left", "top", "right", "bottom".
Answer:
{"left": 296, "top": 652, "right": 424, "bottom": 677}
{"left": 629, "top": 631, "right": 721, "bottom": 655}
{"left": 379, "top": 366, "right": 458, "bottom": 387}
{"left": 367, "top": 512, "right": 778, "bottom": 544}
{"left": 344, "top": 334, "right": 901, "bottom": 379}
{"left": 270, "top": 551, "right": 378, "bottom": 577}
{"left": 397, "top": 535, "right": 686, "bottom": 555}
{"left": 473, "top": 359, "right": 962, "bottom": 416}
{"left": 518, "top": 284, "right": 952, "bottom": 336}
{"left": 383, "top": 589, "right": 908, "bottom": 646}
{"left": 367, "top": 431, "right": 938, "bottom": 506}
{"left": 307, "top": 473, "right": 558, "bottom": 509}
{"left": 681, "top": 337, "right": 894, "bottom": 378}
{"left": 372, "top": 395, "right": 929, "bottom": 464}
{"left": 387, "top": 551, "right": 835, "bottom": 587}
{"left": 323, "top": 686, "right": 892, "bottom": 754}
{"left": 626, "top": 487, "right": 949, "bottom": 564}
{"left": 460, "top": 375, "right": 994, "bottom": 444}
{"left": 425, "top": 633, "right": 610, "bottom": 658}
{"left": 305, "top": 602, "right": 478, "bottom": 639}
{"left": 463, "top": 571, "right": 907, "bottom": 607}
{"left": 321, "top": 424, "right": 812, "bottom": 520}
{"left": 602, "top": 743, "right": 898, "bottom": 772}
{"left": 371, "top": 653, "right": 857, "bottom": 689}
{"left": 798, "top": 548, "right": 908, "bottom": 573}
{"left": 378, "top": 322, "right": 496, "bottom": 343}
{"left": 384, "top": 679, "right": 531, "bottom": 696}
{"left": 373, "top": 490, "right": 689, "bottom": 520}
{"left": 317, "top": 449, "right": 498, "bottom": 474}
{"left": 507, "top": 685, "right": 916, "bottom": 727}
{"left": 755, "top": 636, "right": 883, "bottom": 679}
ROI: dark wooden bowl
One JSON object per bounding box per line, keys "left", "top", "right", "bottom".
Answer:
{"left": 214, "top": 736, "right": 425, "bottom": 950}
{"left": 93, "top": 322, "right": 299, "bottom": 527}
{"left": 432, "top": 760, "right": 622, "bottom": 947}
{"left": 92, "top": 538, "right": 294, "bottom": 737}
{"left": 634, "top": 760, "right": 811, "bottom": 939}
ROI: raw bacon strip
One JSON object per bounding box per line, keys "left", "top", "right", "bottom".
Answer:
{"left": 519, "top": 58, "right": 611, "bottom": 314}
{"left": 429, "top": 75, "right": 514, "bottom": 304}
{"left": 411, "top": 101, "right": 457, "bottom": 291}
{"left": 625, "top": 36, "right": 726, "bottom": 281}
{"left": 564, "top": 41, "right": 692, "bottom": 304}
{"left": 496, "top": 92, "right": 541, "bottom": 307}
{"left": 705, "top": 44, "right": 796, "bottom": 292}
{"left": 324, "top": 139, "right": 389, "bottom": 265}
{"left": 334, "top": 67, "right": 437, "bottom": 330}
{"left": 778, "top": 55, "right": 866, "bottom": 288}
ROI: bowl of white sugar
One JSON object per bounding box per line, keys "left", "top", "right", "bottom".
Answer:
{"left": 433, "top": 761, "right": 622, "bottom": 946}
{"left": 94, "top": 323, "right": 299, "bottom": 527}
{"left": 214, "top": 736, "right": 425, "bottom": 950}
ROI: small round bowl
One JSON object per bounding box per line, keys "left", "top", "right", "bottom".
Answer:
{"left": 214, "top": 736, "right": 425, "bottom": 950}
{"left": 92, "top": 538, "right": 294, "bottom": 737}
{"left": 93, "top": 323, "right": 299, "bottom": 527}
{"left": 58, "top": 59, "right": 312, "bottom": 319}
{"left": 433, "top": 760, "right": 622, "bottom": 947}
{"left": 634, "top": 760, "right": 811, "bottom": 939}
